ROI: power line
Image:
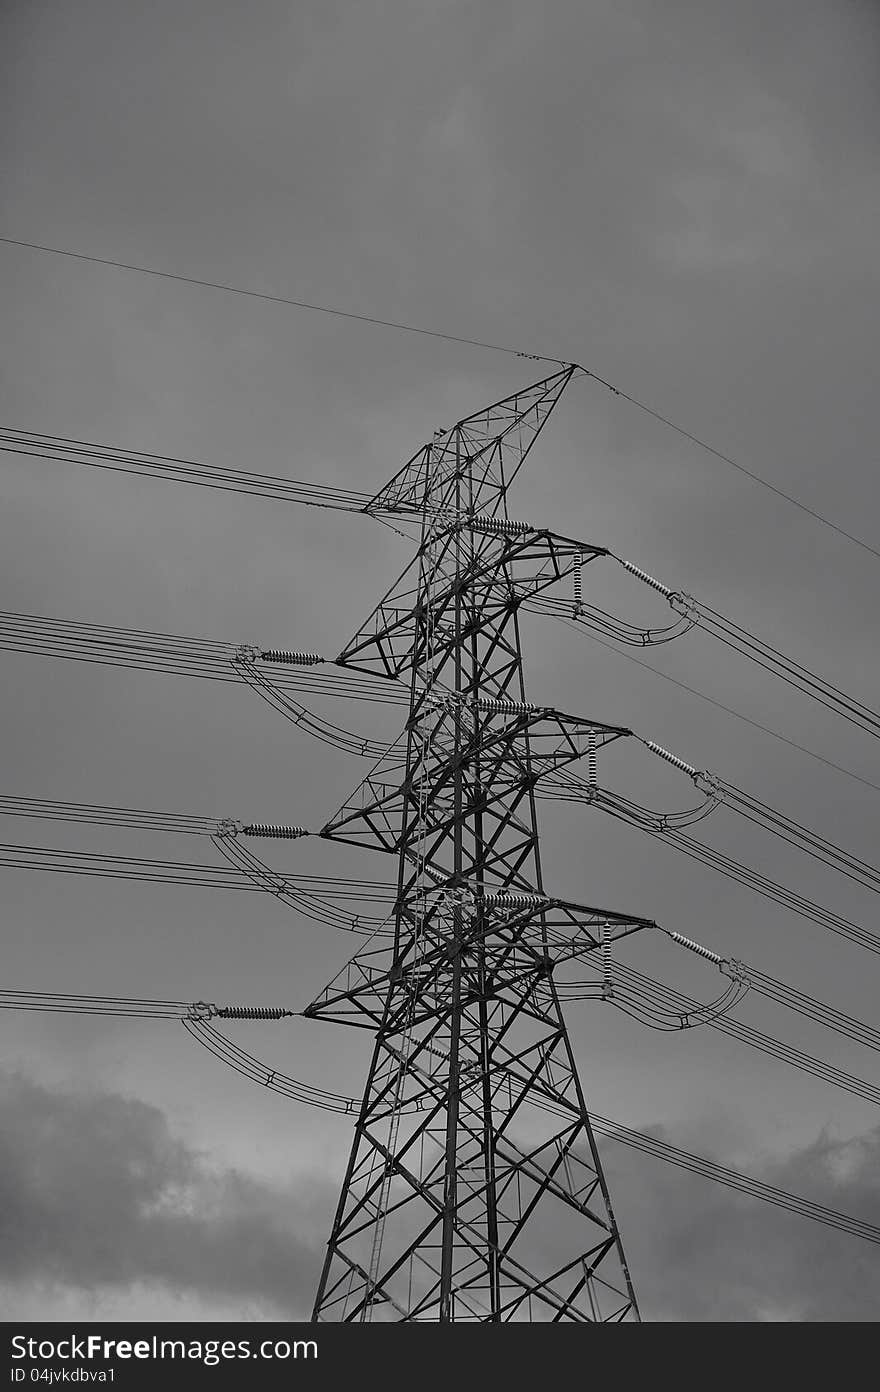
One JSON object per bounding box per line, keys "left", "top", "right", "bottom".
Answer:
{"left": 590, "top": 1112, "right": 880, "bottom": 1248}
{"left": 716, "top": 778, "right": 880, "bottom": 896}
{"left": 0, "top": 834, "right": 397, "bottom": 936}
{"left": 553, "top": 778, "right": 880, "bottom": 958}
{"left": 9, "top": 789, "right": 880, "bottom": 1059}
{"left": 0, "top": 235, "right": 566, "bottom": 366}
{"left": 565, "top": 622, "right": 880, "bottom": 798}
{"left": 742, "top": 964, "right": 880, "bottom": 1056}
{"left": 566, "top": 933, "right": 880, "bottom": 1059}
{"left": 574, "top": 366, "right": 880, "bottom": 563}
{"left": 179, "top": 1018, "right": 880, "bottom": 1250}
{"left": 0, "top": 989, "right": 292, "bottom": 1021}
{"left": 8, "top": 419, "right": 878, "bottom": 775}
{"left": 539, "top": 572, "right": 880, "bottom": 743}
{"left": 3, "top": 233, "right": 877, "bottom": 561}
{"left": 697, "top": 597, "right": 880, "bottom": 739}
{"left": 3, "top": 331, "right": 875, "bottom": 1310}
{"left": 568, "top": 957, "right": 880, "bottom": 1110}
{"left": 7, "top": 423, "right": 879, "bottom": 792}
{"left": 632, "top": 738, "right": 880, "bottom": 896}
{"left": 209, "top": 833, "right": 394, "bottom": 936}
{"left": 10, "top": 424, "right": 877, "bottom": 792}
{"left": 8, "top": 422, "right": 879, "bottom": 791}
{"left": 0, "top": 794, "right": 221, "bottom": 836}
{"left": 0, "top": 842, "right": 395, "bottom": 901}
{"left": 8, "top": 977, "right": 873, "bottom": 1250}
{"left": 183, "top": 1017, "right": 360, "bottom": 1111}
{"left": 0, "top": 428, "right": 376, "bottom": 512}
{"left": 0, "top": 608, "right": 408, "bottom": 706}
{"left": 8, "top": 659, "right": 875, "bottom": 1108}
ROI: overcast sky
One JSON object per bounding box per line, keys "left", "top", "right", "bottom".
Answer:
{"left": 1, "top": 0, "right": 879, "bottom": 1321}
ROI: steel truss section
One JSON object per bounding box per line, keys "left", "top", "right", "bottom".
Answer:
{"left": 308, "top": 370, "right": 643, "bottom": 1321}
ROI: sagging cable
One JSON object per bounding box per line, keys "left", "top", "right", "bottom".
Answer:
{"left": 596, "top": 925, "right": 750, "bottom": 1031}
{"left": 570, "top": 782, "right": 880, "bottom": 954}
{"left": 657, "top": 930, "right": 880, "bottom": 1058}
{"left": 529, "top": 592, "right": 696, "bottom": 647}
{"left": 547, "top": 771, "right": 721, "bottom": 829}
{"left": 210, "top": 834, "right": 393, "bottom": 936}
{"left": 182, "top": 1015, "right": 880, "bottom": 1248}
{"left": 642, "top": 739, "right": 880, "bottom": 897}
{"left": 231, "top": 652, "right": 395, "bottom": 757}
{"left": 612, "top": 555, "right": 880, "bottom": 740}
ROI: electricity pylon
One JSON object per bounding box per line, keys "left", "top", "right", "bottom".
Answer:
{"left": 305, "top": 368, "right": 648, "bottom": 1321}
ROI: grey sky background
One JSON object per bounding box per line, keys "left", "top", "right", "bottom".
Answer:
{"left": 1, "top": 0, "right": 878, "bottom": 1320}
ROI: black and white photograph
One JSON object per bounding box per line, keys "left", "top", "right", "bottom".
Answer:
{"left": 1, "top": 0, "right": 878, "bottom": 1336}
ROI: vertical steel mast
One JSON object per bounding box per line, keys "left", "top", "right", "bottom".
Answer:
{"left": 306, "top": 369, "right": 643, "bottom": 1321}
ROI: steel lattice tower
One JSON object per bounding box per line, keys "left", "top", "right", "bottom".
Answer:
{"left": 305, "top": 368, "right": 649, "bottom": 1321}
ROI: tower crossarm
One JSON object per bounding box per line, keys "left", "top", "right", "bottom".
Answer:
{"left": 335, "top": 529, "right": 607, "bottom": 682}
{"left": 320, "top": 709, "right": 631, "bottom": 868}
{"left": 304, "top": 894, "right": 650, "bottom": 1028}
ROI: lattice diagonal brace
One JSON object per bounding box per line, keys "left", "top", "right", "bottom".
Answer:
{"left": 306, "top": 370, "right": 642, "bottom": 1322}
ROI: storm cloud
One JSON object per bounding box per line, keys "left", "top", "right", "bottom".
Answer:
{"left": 1, "top": 1071, "right": 878, "bottom": 1321}
{"left": 605, "top": 1122, "right": 880, "bottom": 1322}
{"left": 0, "top": 1072, "right": 329, "bottom": 1318}
{"left": 2, "top": 0, "right": 879, "bottom": 1322}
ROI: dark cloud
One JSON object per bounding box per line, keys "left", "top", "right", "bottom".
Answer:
{"left": 604, "top": 1121, "right": 880, "bottom": 1321}
{"left": 1, "top": 1071, "right": 878, "bottom": 1320}
{"left": 1, "top": 0, "right": 878, "bottom": 1323}
{"left": 0, "top": 1072, "right": 330, "bottom": 1317}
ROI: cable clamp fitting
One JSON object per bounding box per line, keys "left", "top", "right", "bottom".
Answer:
{"left": 719, "top": 957, "right": 748, "bottom": 984}
{"left": 188, "top": 1000, "right": 216, "bottom": 1020}
{"left": 215, "top": 818, "right": 243, "bottom": 839}
{"left": 667, "top": 591, "right": 699, "bottom": 621}
{"left": 694, "top": 770, "right": 722, "bottom": 799}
